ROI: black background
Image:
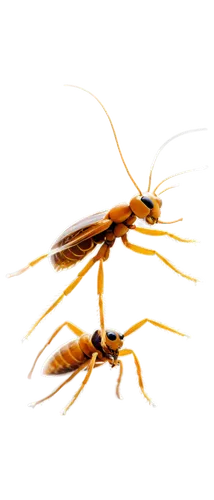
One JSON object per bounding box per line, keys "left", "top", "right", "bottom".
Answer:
{"left": 0, "top": 79, "right": 213, "bottom": 426}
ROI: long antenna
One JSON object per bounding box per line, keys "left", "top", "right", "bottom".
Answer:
{"left": 64, "top": 82, "right": 142, "bottom": 195}
{"left": 146, "top": 125, "right": 208, "bottom": 193}
{"left": 153, "top": 162, "right": 209, "bottom": 196}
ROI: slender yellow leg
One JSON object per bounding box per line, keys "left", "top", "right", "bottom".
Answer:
{"left": 24, "top": 243, "right": 110, "bottom": 340}
{"left": 7, "top": 254, "right": 48, "bottom": 278}
{"left": 115, "top": 359, "right": 123, "bottom": 400}
{"left": 97, "top": 259, "right": 106, "bottom": 346}
{"left": 124, "top": 318, "right": 188, "bottom": 338}
{"left": 122, "top": 234, "right": 197, "bottom": 282}
{"left": 28, "top": 362, "right": 89, "bottom": 409}
{"left": 28, "top": 321, "right": 86, "bottom": 379}
{"left": 134, "top": 226, "right": 196, "bottom": 243}
{"left": 62, "top": 352, "right": 98, "bottom": 415}
{"left": 119, "top": 348, "right": 153, "bottom": 405}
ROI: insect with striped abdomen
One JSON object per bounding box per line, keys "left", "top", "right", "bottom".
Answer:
{"left": 28, "top": 260, "right": 188, "bottom": 414}
{"left": 7, "top": 85, "right": 206, "bottom": 340}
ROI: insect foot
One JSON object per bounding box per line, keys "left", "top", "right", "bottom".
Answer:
{"left": 5, "top": 266, "right": 26, "bottom": 280}
{"left": 146, "top": 398, "right": 160, "bottom": 411}
{"left": 56, "top": 408, "right": 69, "bottom": 418}
{"left": 26, "top": 400, "right": 38, "bottom": 408}
{"left": 25, "top": 371, "right": 33, "bottom": 380}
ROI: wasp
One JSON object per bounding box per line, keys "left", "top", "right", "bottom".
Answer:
{"left": 7, "top": 85, "right": 206, "bottom": 340}
{"left": 28, "top": 260, "right": 188, "bottom": 414}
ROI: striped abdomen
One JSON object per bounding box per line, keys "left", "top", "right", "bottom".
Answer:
{"left": 50, "top": 231, "right": 98, "bottom": 271}
{"left": 42, "top": 339, "right": 90, "bottom": 375}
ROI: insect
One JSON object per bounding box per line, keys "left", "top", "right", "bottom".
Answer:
{"left": 28, "top": 260, "right": 188, "bottom": 414}
{"left": 7, "top": 85, "right": 206, "bottom": 340}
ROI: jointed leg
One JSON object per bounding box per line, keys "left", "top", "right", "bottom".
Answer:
{"left": 28, "top": 321, "right": 86, "bottom": 379}
{"left": 115, "top": 359, "right": 123, "bottom": 400}
{"left": 62, "top": 352, "right": 98, "bottom": 415}
{"left": 24, "top": 243, "right": 110, "bottom": 340}
{"left": 119, "top": 349, "right": 153, "bottom": 405}
{"left": 97, "top": 259, "right": 105, "bottom": 346}
{"left": 124, "top": 318, "right": 188, "bottom": 338}
{"left": 28, "top": 361, "right": 89, "bottom": 409}
{"left": 122, "top": 234, "right": 197, "bottom": 282}
{"left": 134, "top": 226, "right": 196, "bottom": 243}
{"left": 7, "top": 254, "right": 48, "bottom": 278}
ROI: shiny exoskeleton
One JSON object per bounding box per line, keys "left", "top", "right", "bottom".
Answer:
{"left": 50, "top": 195, "right": 161, "bottom": 271}
{"left": 43, "top": 330, "right": 124, "bottom": 376}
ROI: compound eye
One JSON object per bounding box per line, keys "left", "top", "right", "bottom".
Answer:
{"left": 107, "top": 331, "right": 117, "bottom": 341}
{"left": 141, "top": 196, "right": 154, "bottom": 209}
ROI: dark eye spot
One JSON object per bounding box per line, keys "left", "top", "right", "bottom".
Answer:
{"left": 107, "top": 331, "right": 117, "bottom": 341}
{"left": 141, "top": 196, "right": 154, "bottom": 209}
{"left": 119, "top": 334, "right": 124, "bottom": 340}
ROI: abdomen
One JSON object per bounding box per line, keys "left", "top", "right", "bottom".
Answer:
{"left": 43, "top": 339, "right": 89, "bottom": 375}
{"left": 50, "top": 211, "right": 109, "bottom": 271}
{"left": 50, "top": 234, "right": 97, "bottom": 271}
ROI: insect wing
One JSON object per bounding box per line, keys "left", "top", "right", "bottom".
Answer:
{"left": 49, "top": 210, "right": 109, "bottom": 256}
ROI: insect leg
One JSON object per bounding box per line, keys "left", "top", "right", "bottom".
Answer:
{"left": 28, "top": 321, "right": 86, "bottom": 379}
{"left": 134, "top": 226, "right": 196, "bottom": 243}
{"left": 7, "top": 254, "right": 48, "bottom": 278}
{"left": 97, "top": 259, "right": 105, "bottom": 346}
{"left": 124, "top": 318, "right": 188, "bottom": 338}
{"left": 24, "top": 243, "right": 110, "bottom": 340}
{"left": 29, "top": 362, "right": 89, "bottom": 409}
{"left": 119, "top": 349, "right": 153, "bottom": 405}
{"left": 62, "top": 352, "right": 98, "bottom": 415}
{"left": 116, "top": 359, "right": 123, "bottom": 400}
{"left": 122, "top": 234, "right": 197, "bottom": 282}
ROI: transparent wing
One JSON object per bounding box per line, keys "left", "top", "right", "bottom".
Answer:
{"left": 49, "top": 210, "right": 110, "bottom": 256}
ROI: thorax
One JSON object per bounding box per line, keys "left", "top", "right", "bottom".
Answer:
{"left": 105, "top": 203, "right": 136, "bottom": 244}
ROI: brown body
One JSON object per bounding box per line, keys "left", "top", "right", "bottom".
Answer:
{"left": 51, "top": 204, "right": 137, "bottom": 271}
{"left": 51, "top": 237, "right": 96, "bottom": 271}
{"left": 43, "top": 331, "right": 119, "bottom": 375}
